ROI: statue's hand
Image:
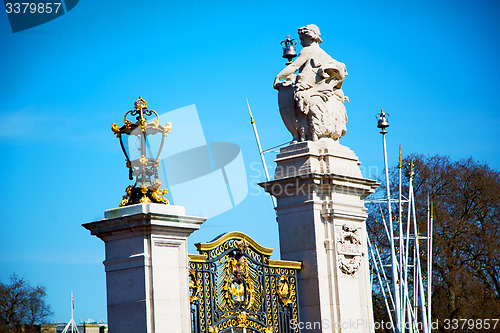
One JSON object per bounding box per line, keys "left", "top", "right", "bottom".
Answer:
{"left": 273, "top": 76, "right": 281, "bottom": 90}
{"left": 274, "top": 77, "right": 292, "bottom": 89}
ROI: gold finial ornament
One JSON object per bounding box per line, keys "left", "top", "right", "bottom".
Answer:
{"left": 398, "top": 145, "right": 402, "bottom": 169}
{"left": 112, "top": 97, "right": 172, "bottom": 207}
{"left": 408, "top": 161, "right": 415, "bottom": 179}
{"left": 134, "top": 96, "right": 147, "bottom": 111}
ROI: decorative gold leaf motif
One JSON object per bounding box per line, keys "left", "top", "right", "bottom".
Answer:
{"left": 163, "top": 122, "right": 172, "bottom": 136}
{"left": 139, "top": 155, "right": 148, "bottom": 166}
{"left": 151, "top": 188, "right": 169, "bottom": 204}
{"left": 139, "top": 183, "right": 151, "bottom": 203}
{"left": 277, "top": 276, "right": 294, "bottom": 306}
{"left": 188, "top": 270, "right": 200, "bottom": 303}
{"left": 111, "top": 123, "right": 121, "bottom": 137}
{"left": 119, "top": 185, "right": 133, "bottom": 207}
{"left": 236, "top": 312, "right": 247, "bottom": 328}
{"left": 216, "top": 250, "right": 261, "bottom": 316}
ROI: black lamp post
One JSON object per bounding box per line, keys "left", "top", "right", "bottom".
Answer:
{"left": 111, "top": 97, "right": 172, "bottom": 206}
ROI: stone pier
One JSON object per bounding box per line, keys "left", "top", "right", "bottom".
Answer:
{"left": 83, "top": 203, "right": 206, "bottom": 333}
{"left": 261, "top": 139, "right": 378, "bottom": 332}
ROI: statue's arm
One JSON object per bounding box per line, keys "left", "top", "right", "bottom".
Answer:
{"left": 274, "top": 54, "right": 307, "bottom": 82}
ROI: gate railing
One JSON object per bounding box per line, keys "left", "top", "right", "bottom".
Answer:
{"left": 188, "top": 232, "right": 302, "bottom": 333}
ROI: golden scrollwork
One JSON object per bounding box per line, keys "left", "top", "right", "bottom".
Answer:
{"left": 151, "top": 188, "right": 169, "bottom": 204}
{"left": 228, "top": 275, "right": 245, "bottom": 303}
{"left": 139, "top": 116, "right": 146, "bottom": 133}
{"left": 237, "top": 239, "right": 248, "bottom": 251}
{"left": 111, "top": 123, "right": 121, "bottom": 137}
{"left": 139, "top": 196, "right": 151, "bottom": 204}
{"left": 236, "top": 312, "right": 247, "bottom": 328}
{"left": 134, "top": 96, "right": 147, "bottom": 111}
{"left": 139, "top": 183, "right": 151, "bottom": 203}
{"left": 208, "top": 326, "right": 219, "bottom": 333}
{"left": 119, "top": 185, "right": 133, "bottom": 207}
{"left": 123, "top": 118, "right": 134, "bottom": 128}
{"left": 150, "top": 179, "right": 169, "bottom": 204}
{"left": 163, "top": 122, "right": 172, "bottom": 136}
{"left": 149, "top": 118, "right": 159, "bottom": 129}
{"left": 218, "top": 254, "right": 260, "bottom": 316}
{"left": 188, "top": 270, "right": 200, "bottom": 303}
{"left": 277, "top": 275, "right": 294, "bottom": 306}
{"left": 151, "top": 179, "right": 162, "bottom": 189}
{"left": 139, "top": 155, "right": 148, "bottom": 166}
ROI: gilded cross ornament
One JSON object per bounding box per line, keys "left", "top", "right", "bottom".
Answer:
{"left": 111, "top": 97, "right": 172, "bottom": 206}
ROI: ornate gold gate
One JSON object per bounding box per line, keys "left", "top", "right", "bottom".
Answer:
{"left": 189, "top": 232, "right": 301, "bottom": 333}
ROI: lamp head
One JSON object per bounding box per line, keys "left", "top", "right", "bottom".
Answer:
{"left": 111, "top": 97, "right": 172, "bottom": 207}
{"left": 377, "top": 109, "right": 389, "bottom": 134}
{"left": 280, "top": 35, "right": 297, "bottom": 65}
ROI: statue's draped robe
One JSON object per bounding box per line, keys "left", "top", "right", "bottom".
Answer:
{"left": 276, "top": 45, "right": 348, "bottom": 141}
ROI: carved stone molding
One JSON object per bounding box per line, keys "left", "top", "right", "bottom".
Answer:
{"left": 337, "top": 224, "right": 363, "bottom": 275}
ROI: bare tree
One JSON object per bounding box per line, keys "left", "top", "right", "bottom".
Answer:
{"left": 368, "top": 154, "right": 500, "bottom": 332}
{"left": 0, "top": 274, "right": 53, "bottom": 333}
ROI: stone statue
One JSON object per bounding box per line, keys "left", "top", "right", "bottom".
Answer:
{"left": 274, "top": 24, "right": 349, "bottom": 142}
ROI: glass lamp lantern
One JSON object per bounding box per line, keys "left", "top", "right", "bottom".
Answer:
{"left": 111, "top": 97, "right": 172, "bottom": 207}
{"left": 377, "top": 109, "right": 389, "bottom": 134}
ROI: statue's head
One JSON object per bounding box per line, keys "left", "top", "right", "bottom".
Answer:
{"left": 298, "top": 24, "right": 322, "bottom": 45}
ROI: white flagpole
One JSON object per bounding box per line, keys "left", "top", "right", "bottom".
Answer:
{"left": 62, "top": 291, "right": 80, "bottom": 333}
{"left": 409, "top": 166, "right": 428, "bottom": 333}
{"left": 398, "top": 146, "right": 405, "bottom": 332}
{"left": 368, "top": 237, "right": 396, "bottom": 332}
{"left": 428, "top": 202, "right": 434, "bottom": 331}
{"left": 246, "top": 98, "right": 276, "bottom": 208}
{"left": 378, "top": 110, "right": 401, "bottom": 332}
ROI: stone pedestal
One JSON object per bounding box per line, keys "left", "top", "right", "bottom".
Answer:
{"left": 260, "top": 139, "right": 378, "bottom": 332}
{"left": 83, "top": 203, "right": 206, "bottom": 333}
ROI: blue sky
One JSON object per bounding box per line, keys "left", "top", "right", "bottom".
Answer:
{"left": 1, "top": 0, "right": 499, "bottom": 323}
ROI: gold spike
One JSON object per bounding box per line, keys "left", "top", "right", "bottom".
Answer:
{"left": 246, "top": 98, "right": 255, "bottom": 124}
{"left": 398, "top": 145, "right": 402, "bottom": 168}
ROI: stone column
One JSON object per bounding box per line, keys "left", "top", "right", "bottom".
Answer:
{"left": 83, "top": 203, "right": 206, "bottom": 333}
{"left": 260, "top": 140, "right": 378, "bottom": 332}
